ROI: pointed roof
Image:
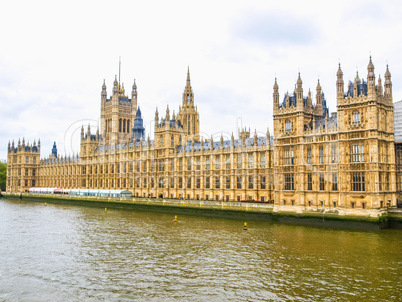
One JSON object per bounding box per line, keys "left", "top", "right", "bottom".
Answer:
{"left": 368, "top": 55, "right": 374, "bottom": 70}
{"left": 273, "top": 77, "right": 278, "bottom": 90}
{"left": 187, "top": 66, "right": 191, "bottom": 84}
{"left": 337, "top": 63, "right": 343, "bottom": 77}
{"left": 136, "top": 106, "right": 142, "bottom": 118}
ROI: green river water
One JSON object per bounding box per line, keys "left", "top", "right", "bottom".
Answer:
{"left": 0, "top": 198, "right": 400, "bottom": 301}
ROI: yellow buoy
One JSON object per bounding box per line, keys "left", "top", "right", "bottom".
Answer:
{"left": 44, "top": 202, "right": 47, "bottom": 206}
{"left": 243, "top": 222, "right": 247, "bottom": 230}
{"left": 173, "top": 215, "right": 178, "bottom": 222}
{"left": 105, "top": 208, "right": 107, "bottom": 213}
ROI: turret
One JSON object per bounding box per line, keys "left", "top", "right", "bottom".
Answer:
{"left": 52, "top": 142, "right": 57, "bottom": 158}
{"left": 254, "top": 130, "right": 258, "bottom": 146}
{"left": 384, "top": 65, "right": 392, "bottom": 102}
{"left": 353, "top": 72, "right": 360, "bottom": 97}
{"left": 377, "top": 75, "right": 383, "bottom": 97}
{"left": 81, "top": 125, "right": 84, "bottom": 140}
{"left": 367, "top": 56, "right": 376, "bottom": 96}
{"left": 101, "top": 79, "right": 107, "bottom": 100}
{"left": 296, "top": 73, "right": 303, "bottom": 109}
{"left": 131, "top": 79, "right": 138, "bottom": 115}
{"left": 316, "top": 79, "right": 323, "bottom": 115}
{"left": 336, "top": 63, "right": 344, "bottom": 101}
{"left": 307, "top": 89, "right": 312, "bottom": 108}
{"left": 273, "top": 78, "right": 279, "bottom": 113}
{"left": 266, "top": 128, "right": 271, "bottom": 145}
{"left": 155, "top": 108, "right": 159, "bottom": 125}
{"left": 113, "top": 75, "right": 119, "bottom": 95}
{"left": 166, "top": 105, "right": 170, "bottom": 122}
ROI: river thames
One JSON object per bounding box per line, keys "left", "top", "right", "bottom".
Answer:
{"left": 0, "top": 199, "right": 400, "bottom": 301}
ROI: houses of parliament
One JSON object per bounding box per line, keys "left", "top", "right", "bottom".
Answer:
{"left": 6, "top": 57, "right": 399, "bottom": 209}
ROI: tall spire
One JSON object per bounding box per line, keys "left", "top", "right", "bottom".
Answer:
{"left": 182, "top": 66, "right": 194, "bottom": 106}
{"left": 187, "top": 66, "right": 191, "bottom": 85}
{"left": 336, "top": 63, "right": 344, "bottom": 101}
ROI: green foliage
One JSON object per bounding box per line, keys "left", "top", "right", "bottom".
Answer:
{"left": 0, "top": 163, "right": 6, "bottom": 191}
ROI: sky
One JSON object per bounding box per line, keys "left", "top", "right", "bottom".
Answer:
{"left": 1, "top": 0, "right": 402, "bottom": 160}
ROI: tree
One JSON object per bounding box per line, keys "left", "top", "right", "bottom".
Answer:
{"left": 0, "top": 163, "right": 6, "bottom": 191}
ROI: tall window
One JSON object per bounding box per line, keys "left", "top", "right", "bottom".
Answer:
{"left": 26, "top": 157, "right": 29, "bottom": 164}
{"left": 237, "top": 176, "right": 242, "bottom": 189}
{"left": 284, "top": 174, "right": 294, "bottom": 190}
{"left": 331, "top": 144, "right": 337, "bottom": 163}
{"left": 307, "top": 173, "right": 312, "bottom": 190}
{"left": 226, "top": 156, "right": 231, "bottom": 170}
{"left": 261, "top": 176, "right": 266, "bottom": 189}
{"left": 196, "top": 157, "right": 201, "bottom": 170}
{"left": 179, "top": 158, "right": 183, "bottom": 171}
{"left": 237, "top": 154, "right": 242, "bottom": 169}
{"left": 352, "top": 110, "right": 361, "bottom": 125}
{"left": 248, "top": 154, "right": 253, "bottom": 169}
{"left": 215, "top": 156, "right": 220, "bottom": 170}
{"left": 320, "top": 173, "right": 325, "bottom": 190}
{"left": 187, "top": 158, "right": 191, "bottom": 170}
{"left": 206, "top": 157, "right": 210, "bottom": 170}
{"left": 206, "top": 176, "right": 210, "bottom": 189}
{"left": 352, "top": 172, "right": 365, "bottom": 191}
{"left": 260, "top": 154, "right": 266, "bottom": 168}
{"left": 351, "top": 143, "right": 364, "bottom": 162}
{"left": 33, "top": 157, "right": 36, "bottom": 164}
{"left": 170, "top": 177, "right": 174, "bottom": 188}
{"left": 178, "top": 177, "right": 183, "bottom": 188}
{"left": 284, "top": 147, "right": 294, "bottom": 165}
{"left": 285, "top": 120, "right": 292, "bottom": 132}
{"left": 332, "top": 173, "right": 338, "bottom": 191}
{"left": 248, "top": 176, "right": 253, "bottom": 189}
{"left": 307, "top": 147, "right": 312, "bottom": 164}
{"left": 187, "top": 177, "right": 191, "bottom": 189}
{"left": 171, "top": 135, "right": 174, "bottom": 147}
{"left": 215, "top": 176, "right": 220, "bottom": 189}
{"left": 226, "top": 176, "right": 230, "bottom": 189}
{"left": 196, "top": 177, "right": 201, "bottom": 189}
{"left": 319, "top": 146, "right": 324, "bottom": 164}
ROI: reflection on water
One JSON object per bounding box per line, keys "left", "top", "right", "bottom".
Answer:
{"left": 0, "top": 199, "right": 401, "bottom": 301}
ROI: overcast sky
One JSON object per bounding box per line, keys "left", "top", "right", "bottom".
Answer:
{"left": 1, "top": 0, "right": 401, "bottom": 160}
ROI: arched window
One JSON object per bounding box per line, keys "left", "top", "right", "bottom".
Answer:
{"left": 26, "top": 156, "right": 29, "bottom": 164}
{"left": 123, "top": 119, "right": 126, "bottom": 133}
{"left": 285, "top": 120, "right": 292, "bottom": 131}
{"left": 127, "top": 120, "right": 130, "bottom": 133}
{"left": 171, "top": 135, "right": 174, "bottom": 147}
{"left": 352, "top": 111, "right": 360, "bottom": 125}
{"left": 119, "top": 119, "right": 122, "bottom": 132}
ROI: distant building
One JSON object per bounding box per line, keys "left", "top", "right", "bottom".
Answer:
{"left": 0, "top": 159, "right": 6, "bottom": 164}
{"left": 6, "top": 57, "right": 399, "bottom": 210}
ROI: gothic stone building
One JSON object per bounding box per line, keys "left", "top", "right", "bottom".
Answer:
{"left": 6, "top": 58, "right": 398, "bottom": 209}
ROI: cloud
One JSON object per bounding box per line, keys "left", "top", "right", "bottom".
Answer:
{"left": 233, "top": 10, "right": 320, "bottom": 47}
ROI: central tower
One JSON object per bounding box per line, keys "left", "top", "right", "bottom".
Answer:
{"left": 177, "top": 68, "right": 200, "bottom": 141}
{"left": 100, "top": 77, "right": 138, "bottom": 145}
